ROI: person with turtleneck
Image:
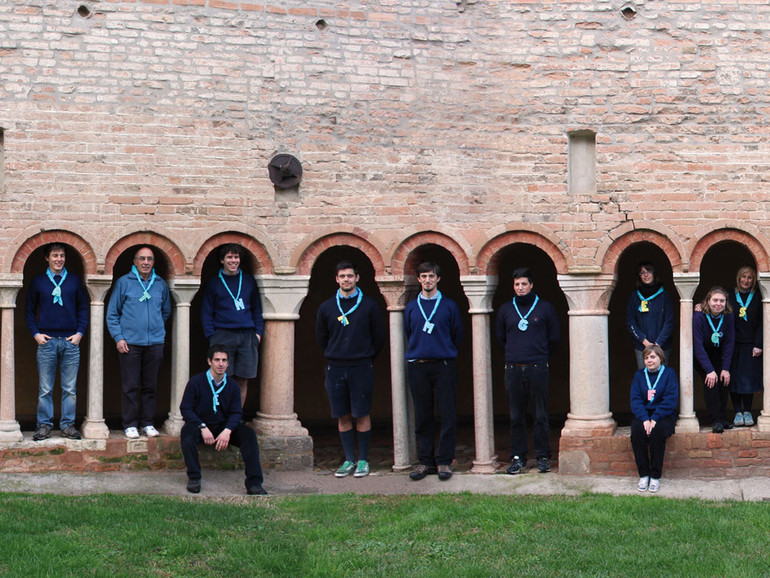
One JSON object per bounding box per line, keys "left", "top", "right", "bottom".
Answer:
{"left": 495, "top": 266, "right": 560, "bottom": 475}
{"left": 626, "top": 261, "right": 675, "bottom": 370}
{"left": 727, "top": 266, "right": 763, "bottom": 428}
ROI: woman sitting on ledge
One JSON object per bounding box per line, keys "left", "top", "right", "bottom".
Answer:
{"left": 630, "top": 344, "right": 679, "bottom": 493}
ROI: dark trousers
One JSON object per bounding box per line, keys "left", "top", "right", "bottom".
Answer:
{"left": 504, "top": 363, "right": 551, "bottom": 460}
{"left": 703, "top": 382, "right": 729, "bottom": 425}
{"left": 630, "top": 414, "right": 675, "bottom": 479}
{"left": 119, "top": 344, "right": 164, "bottom": 429}
{"left": 407, "top": 360, "right": 457, "bottom": 467}
{"left": 180, "top": 422, "right": 264, "bottom": 488}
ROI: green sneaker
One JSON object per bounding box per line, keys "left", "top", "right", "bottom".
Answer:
{"left": 353, "top": 460, "right": 370, "bottom": 478}
{"left": 334, "top": 460, "right": 356, "bottom": 478}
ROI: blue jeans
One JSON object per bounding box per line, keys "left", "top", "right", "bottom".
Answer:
{"left": 36, "top": 337, "right": 79, "bottom": 428}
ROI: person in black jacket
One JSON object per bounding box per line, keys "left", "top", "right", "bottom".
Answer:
{"left": 316, "top": 261, "right": 386, "bottom": 479}
{"left": 626, "top": 262, "right": 674, "bottom": 370}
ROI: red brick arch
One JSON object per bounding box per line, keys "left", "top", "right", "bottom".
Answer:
{"left": 601, "top": 230, "right": 683, "bottom": 276}
{"left": 390, "top": 232, "right": 470, "bottom": 277}
{"left": 104, "top": 232, "right": 186, "bottom": 277}
{"left": 690, "top": 229, "right": 770, "bottom": 273}
{"left": 11, "top": 231, "right": 98, "bottom": 275}
{"left": 193, "top": 232, "right": 274, "bottom": 276}
{"left": 295, "top": 233, "right": 386, "bottom": 276}
{"left": 476, "top": 231, "right": 569, "bottom": 276}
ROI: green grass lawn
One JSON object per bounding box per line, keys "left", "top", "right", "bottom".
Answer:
{"left": 1, "top": 492, "right": 768, "bottom": 577}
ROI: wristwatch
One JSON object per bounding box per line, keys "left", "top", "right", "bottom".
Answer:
{"left": 198, "top": 423, "right": 207, "bottom": 430}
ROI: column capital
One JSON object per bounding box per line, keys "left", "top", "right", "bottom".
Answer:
{"left": 557, "top": 273, "right": 615, "bottom": 311}
{"left": 460, "top": 275, "right": 498, "bottom": 313}
{"left": 168, "top": 277, "right": 201, "bottom": 305}
{"left": 0, "top": 275, "right": 23, "bottom": 307}
{"left": 257, "top": 274, "right": 310, "bottom": 320}
{"left": 376, "top": 276, "right": 407, "bottom": 311}
{"left": 758, "top": 272, "right": 770, "bottom": 299}
{"left": 672, "top": 272, "right": 700, "bottom": 300}
{"left": 84, "top": 274, "right": 115, "bottom": 302}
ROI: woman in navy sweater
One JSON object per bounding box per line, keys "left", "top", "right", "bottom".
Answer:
{"left": 626, "top": 262, "right": 675, "bottom": 369}
{"left": 630, "top": 344, "right": 678, "bottom": 493}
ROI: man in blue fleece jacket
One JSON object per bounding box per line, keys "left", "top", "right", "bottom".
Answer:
{"left": 404, "top": 262, "right": 463, "bottom": 481}
{"left": 106, "top": 246, "right": 171, "bottom": 440}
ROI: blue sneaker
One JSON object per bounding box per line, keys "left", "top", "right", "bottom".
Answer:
{"left": 334, "top": 460, "right": 356, "bottom": 478}
{"left": 744, "top": 411, "right": 755, "bottom": 427}
{"left": 734, "top": 412, "right": 745, "bottom": 427}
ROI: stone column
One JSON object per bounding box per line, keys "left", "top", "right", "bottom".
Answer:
{"left": 81, "top": 275, "right": 112, "bottom": 439}
{"left": 252, "top": 274, "right": 313, "bottom": 469}
{"left": 559, "top": 274, "right": 616, "bottom": 436}
{"left": 378, "top": 277, "right": 412, "bottom": 471}
{"left": 0, "top": 276, "right": 23, "bottom": 441}
{"left": 164, "top": 278, "right": 200, "bottom": 436}
{"left": 672, "top": 273, "right": 700, "bottom": 433}
{"left": 757, "top": 275, "right": 770, "bottom": 432}
{"left": 461, "top": 275, "right": 498, "bottom": 474}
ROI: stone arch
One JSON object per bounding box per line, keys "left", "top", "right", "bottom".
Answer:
{"left": 193, "top": 232, "right": 274, "bottom": 276}
{"left": 477, "top": 231, "right": 569, "bottom": 276}
{"left": 690, "top": 227, "right": 770, "bottom": 273}
{"left": 104, "top": 232, "right": 186, "bottom": 277}
{"left": 11, "top": 230, "right": 98, "bottom": 275}
{"left": 600, "top": 226, "right": 684, "bottom": 276}
{"left": 391, "top": 231, "right": 471, "bottom": 277}
{"left": 295, "top": 232, "right": 386, "bottom": 276}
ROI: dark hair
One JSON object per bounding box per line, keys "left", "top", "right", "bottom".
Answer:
{"left": 335, "top": 260, "right": 358, "bottom": 275}
{"left": 642, "top": 344, "right": 666, "bottom": 365}
{"left": 218, "top": 243, "right": 244, "bottom": 261}
{"left": 44, "top": 243, "right": 67, "bottom": 258}
{"left": 699, "top": 286, "right": 733, "bottom": 316}
{"left": 637, "top": 261, "right": 658, "bottom": 287}
{"left": 512, "top": 267, "right": 533, "bottom": 284}
{"left": 207, "top": 344, "right": 229, "bottom": 361}
{"left": 417, "top": 261, "right": 440, "bottom": 276}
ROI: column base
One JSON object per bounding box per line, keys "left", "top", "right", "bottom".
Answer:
{"left": 163, "top": 414, "right": 184, "bottom": 437}
{"left": 471, "top": 458, "right": 498, "bottom": 474}
{"left": 252, "top": 412, "right": 313, "bottom": 470}
{"left": 560, "top": 413, "right": 616, "bottom": 437}
{"left": 253, "top": 412, "right": 309, "bottom": 437}
{"left": 675, "top": 414, "right": 701, "bottom": 434}
{"left": 756, "top": 413, "right": 770, "bottom": 432}
{"left": 0, "top": 420, "right": 23, "bottom": 442}
{"left": 81, "top": 418, "right": 110, "bottom": 440}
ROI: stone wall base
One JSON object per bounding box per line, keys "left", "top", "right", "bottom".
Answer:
{"left": 559, "top": 426, "right": 770, "bottom": 477}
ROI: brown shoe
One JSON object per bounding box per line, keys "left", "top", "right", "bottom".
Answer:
{"left": 437, "top": 464, "right": 453, "bottom": 481}
{"left": 409, "top": 464, "right": 436, "bottom": 481}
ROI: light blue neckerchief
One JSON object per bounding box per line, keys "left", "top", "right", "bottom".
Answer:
{"left": 644, "top": 365, "right": 666, "bottom": 392}
{"left": 132, "top": 265, "right": 156, "bottom": 302}
{"left": 47, "top": 267, "right": 68, "bottom": 306}
{"left": 336, "top": 288, "right": 362, "bottom": 326}
{"left": 417, "top": 291, "right": 442, "bottom": 324}
{"left": 207, "top": 369, "right": 227, "bottom": 414}
{"left": 735, "top": 291, "right": 754, "bottom": 322}
{"left": 637, "top": 286, "right": 664, "bottom": 312}
{"left": 706, "top": 314, "right": 724, "bottom": 346}
{"left": 219, "top": 269, "right": 245, "bottom": 311}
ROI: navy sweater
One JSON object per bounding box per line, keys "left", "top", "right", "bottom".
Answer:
{"left": 626, "top": 282, "right": 675, "bottom": 351}
{"left": 629, "top": 365, "right": 679, "bottom": 423}
{"left": 180, "top": 371, "right": 242, "bottom": 431}
{"left": 25, "top": 271, "right": 89, "bottom": 337}
{"left": 496, "top": 293, "right": 560, "bottom": 364}
{"left": 404, "top": 293, "right": 463, "bottom": 360}
{"left": 729, "top": 290, "right": 762, "bottom": 347}
{"left": 693, "top": 311, "right": 735, "bottom": 374}
{"left": 201, "top": 270, "right": 264, "bottom": 339}
{"left": 316, "top": 291, "right": 386, "bottom": 365}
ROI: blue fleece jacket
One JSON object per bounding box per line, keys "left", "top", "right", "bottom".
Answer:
{"left": 201, "top": 270, "right": 264, "bottom": 339}
{"left": 404, "top": 293, "right": 462, "bottom": 360}
{"left": 25, "top": 271, "right": 89, "bottom": 337}
{"left": 106, "top": 271, "right": 171, "bottom": 346}
{"left": 629, "top": 365, "right": 679, "bottom": 423}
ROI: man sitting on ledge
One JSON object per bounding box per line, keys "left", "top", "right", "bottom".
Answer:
{"left": 180, "top": 344, "right": 267, "bottom": 495}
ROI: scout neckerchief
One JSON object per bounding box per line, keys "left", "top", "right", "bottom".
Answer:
{"left": 513, "top": 294, "right": 539, "bottom": 331}
{"left": 219, "top": 269, "right": 245, "bottom": 311}
{"left": 417, "top": 291, "right": 442, "bottom": 334}
{"left": 735, "top": 290, "right": 754, "bottom": 322}
{"left": 47, "top": 267, "right": 68, "bottom": 306}
{"left": 132, "top": 265, "right": 156, "bottom": 302}
{"left": 637, "top": 286, "right": 664, "bottom": 313}
{"left": 644, "top": 364, "right": 666, "bottom": 403}
{"left": 707, "top": 313, "right": 724, "bottom": 346}
{"left": 335, "top": 288, "right": 362, "bottom": 326}
{"left": 207, "top": 369, "right": 227, "bottom": 414}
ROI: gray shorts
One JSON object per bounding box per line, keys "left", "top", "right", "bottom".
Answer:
{"left": 210, "top": 329, "right": 259, "bottom": 379}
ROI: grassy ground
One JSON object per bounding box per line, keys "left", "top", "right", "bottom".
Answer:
{"left": 1, "top": 492, "right": 768, "bottom": 577}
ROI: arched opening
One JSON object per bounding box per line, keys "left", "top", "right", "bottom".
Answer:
{"left": 608, "top": 241, "right": 678, "bottom": 425}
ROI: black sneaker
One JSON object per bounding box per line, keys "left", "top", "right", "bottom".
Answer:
{"left": 61, "top": 425, "right": 82, "bottom": 440}
{"left": 722, "top": 422, "right": 734, "bottom": 430}
{"left": 409, "top": 464, "right": 437, "bottom": 481}
{"left": 437, "top": 465, "right": 453, "bottom": 481}
{"left": 712, "top": 423, "right": 724, "bottom": 434}
{"left": 537, "top": 457, "right": 551, "bottom": 473}
{"left": 506, "top": 456, "right": 525, "bottom": 475}
{"left": 33, "top": 424, "right": 52, "bottom": 441}
{"left": 247, "top": 484, "right": 268, "bottom": 495}
{"left": 186, "top": 479, "right": 201, "bottom": 493}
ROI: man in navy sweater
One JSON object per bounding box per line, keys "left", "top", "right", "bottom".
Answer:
{"left": 316, "top": 260, "right": 385, "bottom": 478}
{"left": 496, "top": 267, "right": 560, "bottom": 474}
{"left": 180, "top": 345, "right": 266, "bottom": 495}
{"left": 201, "top": 244, "right": 264, "bottom": 408}
{"left": 25, "top": 243, "right": 89, "bottom": 441}
{"left": 404, "top": 262, "right": 463, "bottom": 481}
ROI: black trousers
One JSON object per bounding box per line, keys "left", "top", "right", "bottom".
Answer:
{"left": 703, "top": 382, "right": 729, "bottom": 425}
{"left": 630, "top": 413, "right": 675, "bottom": 479}
{"left": 407, "top": 360, "right": 457, "bottom": 467}
{"left": 119, "top": 343, "right": 164, "bottom": 429}
{"left": 181, "top": 422, "right": 264, "bottom": 488}
{"left": 504, "top": 362, "right": 551, "bottom": 460}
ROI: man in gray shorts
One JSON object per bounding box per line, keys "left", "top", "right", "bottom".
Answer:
{"left": 201, "top": 244, "right": 264, "bottom": 407}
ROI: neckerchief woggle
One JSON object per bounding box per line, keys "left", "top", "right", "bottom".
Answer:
{"left": 219, "top": 269, "right": 245, "bottom": 311}
{"left": 637, "top": 286, "right": 664, "bottom": 313}
{"left": 644, "top": 365, "right": 665, "bottom": 403}
{"left": 707, "top": 314, "right": 724, "bottom": 346}
{"left": 47, "top": 267, "right": 68, "bottom": 306}
{"left": 735, "top": 291, "right": 754, "bottom": 322}
{"left": 132, "top": 265, "right": 156, "bottom": 302}
{"left": 417, "top": 291, "right": 442, "bottom": 334}
{"left": 336, "top": 288, "right": 362, "bottom": 326}
{"left": 207, "top": 369, "right": 227, "bottom": 414}
{"left": 513, "top": 294, "right": 539, "bottom": 331}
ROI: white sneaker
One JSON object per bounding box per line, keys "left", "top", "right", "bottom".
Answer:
{"left": 637, "top": 476, "right": 650, "bottom": 491}
{"left": 142, "top": 425, "right": 160, "bottom": 438}
{"left": 125, "top": 427, "right": 140, "bottom": 439}
{"left": 648, "top": 478, "right": 660, "bottom": 493}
